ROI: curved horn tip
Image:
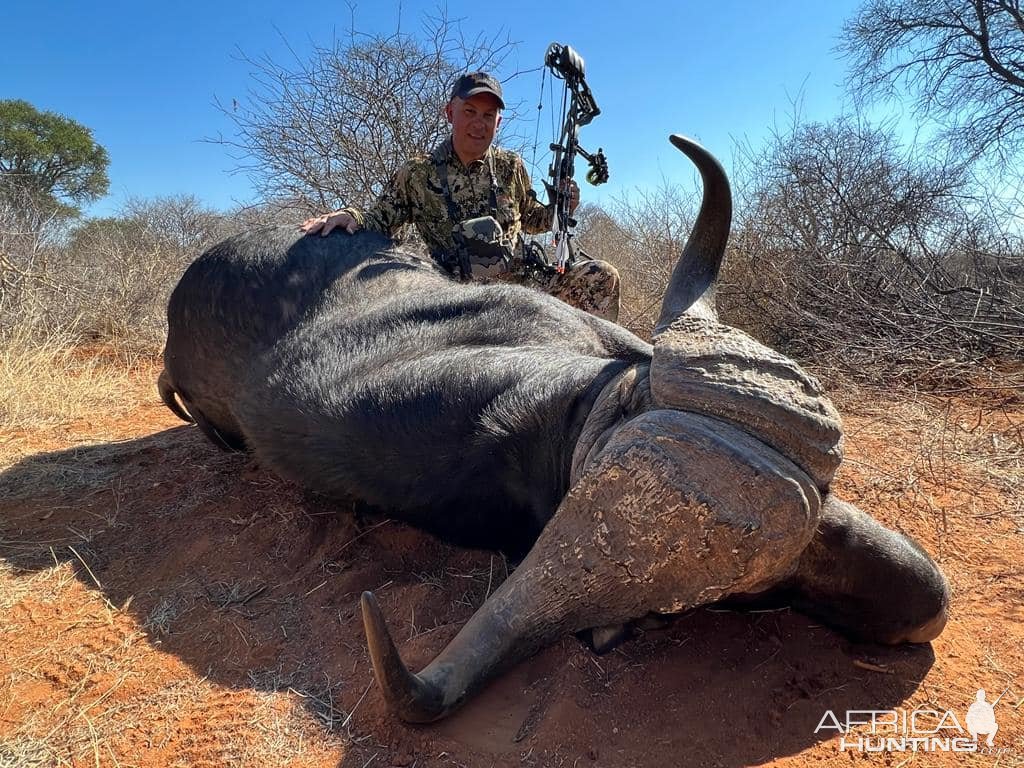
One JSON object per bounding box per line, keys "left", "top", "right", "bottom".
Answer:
{"left": 668, "top": 134, "right": 717, "bottom": 165}
{"left": 360, "top": 591, "right": 447, "bottom": 723}
{"left": 669, "top": 133, "right": 697, "bottom": 151}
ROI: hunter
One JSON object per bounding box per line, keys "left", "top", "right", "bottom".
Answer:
{"left": 301, "top": 71, "right": 620, "bottom": 322}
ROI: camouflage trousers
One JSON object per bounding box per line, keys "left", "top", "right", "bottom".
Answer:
{"left": 509, "top": 259, "right": 621, "bottom": 322}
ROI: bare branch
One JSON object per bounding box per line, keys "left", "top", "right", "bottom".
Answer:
{"left": 840, "top": 0, "right": 1024, "bottom": 164}
{"left": 724, "top": 114, "right": 1023, "bottom": 383}
{"left": 208, "top": 8, "right": 516, "bottom": 216}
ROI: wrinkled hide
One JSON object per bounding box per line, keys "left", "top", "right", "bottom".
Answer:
{"left": 365, "top": 409, "right": 821, "bottom": 721}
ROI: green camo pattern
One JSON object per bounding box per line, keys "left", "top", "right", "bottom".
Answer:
{"left": 343, "top": 139, "right": 553, "bottom": 257}
{"left": 342, "top": 138, "right": 620, "bottom": 321}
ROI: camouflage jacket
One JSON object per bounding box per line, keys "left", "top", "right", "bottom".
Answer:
{"left": 343, "top": 138, "right": 554, "bottom": 260}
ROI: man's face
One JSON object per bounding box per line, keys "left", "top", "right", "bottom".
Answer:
{"left": 446, "top": 93, "right": 502, "bottom": 163}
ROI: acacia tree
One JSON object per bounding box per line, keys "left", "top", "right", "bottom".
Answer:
{"left": 214, "top": 9, "right": 515, "bottom": 214}
{"left": 840, "top": 0, "right": 1024, "bottom": 164}
{"left": 0, "top": 99, "right": 109, "bottom": 212}
{"left": 0, "top": 97, "right": 110, "bottom": 335}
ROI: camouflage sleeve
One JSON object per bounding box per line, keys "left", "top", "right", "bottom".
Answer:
{"left": 345, "top": 163, "right": 416, "bottom": 235}
{"left": 513, "top": 155, "right": 555, "bottom": 234}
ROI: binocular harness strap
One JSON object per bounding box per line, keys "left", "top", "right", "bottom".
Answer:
{"left": 434, "top": 152, "right": 500, "bottom": 280}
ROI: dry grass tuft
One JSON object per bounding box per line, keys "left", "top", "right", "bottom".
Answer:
{"left": 828, "top": 386, "right": 1024, "bottom": 572}
{"left": 0, "top": 738, "right": 55, "bottom": 768}
{"left": 0, "top": 562, "right": 79, "bottom": 614}
{"left": 0, "top": 326, "right": 145, "bottom": 432}
{"left": 0, "top": 436, "right": 144, "bottom": 501}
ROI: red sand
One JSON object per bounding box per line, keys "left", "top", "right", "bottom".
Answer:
{"left": 1, "top": 376, "right": 1021, "bottom": 767}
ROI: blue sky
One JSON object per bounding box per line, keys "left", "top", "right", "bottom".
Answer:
{"left": 2, "top": 1, "right": 884, "bottom": 217}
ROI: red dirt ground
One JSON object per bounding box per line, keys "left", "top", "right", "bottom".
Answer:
{"left": 1, "top": 365, "right": 1021, "bottom": 767}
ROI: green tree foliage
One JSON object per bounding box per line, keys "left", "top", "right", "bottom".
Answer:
{"left": 0, "top": 99, "right": 110, "bottom": 211}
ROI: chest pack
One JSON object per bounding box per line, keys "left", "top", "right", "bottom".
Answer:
{"left": 434, "top": 153, "right": 516, "bottom": 281}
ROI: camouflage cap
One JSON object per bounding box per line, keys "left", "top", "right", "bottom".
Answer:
{"left": 450, "top": 72, "right": 505, "bottom": 109}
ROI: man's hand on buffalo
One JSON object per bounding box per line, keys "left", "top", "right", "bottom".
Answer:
{"left": 301, "top": 209, "right": 360, "bottom": 236}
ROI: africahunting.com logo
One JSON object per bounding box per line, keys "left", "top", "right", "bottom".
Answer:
{"left": 816, "top": 688, "right": 1013, "bottom": 754}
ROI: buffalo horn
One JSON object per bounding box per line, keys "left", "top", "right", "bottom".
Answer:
{"left": 653, "top": 135, "right": 732, "bottom": 334}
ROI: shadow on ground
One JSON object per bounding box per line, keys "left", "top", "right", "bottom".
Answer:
{"left": 1, "top": 426, "right": 936, "bottom": 767}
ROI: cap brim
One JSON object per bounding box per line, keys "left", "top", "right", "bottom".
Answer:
{"left": 458, "top": 87, "right": 505, "bottom": 109}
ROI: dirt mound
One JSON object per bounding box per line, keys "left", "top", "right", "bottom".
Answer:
{"left": 1, "top": 377, "right": 1021, "bottom": 767}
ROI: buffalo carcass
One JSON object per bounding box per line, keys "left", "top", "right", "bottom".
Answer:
{"left": 160, "top": 136, "right": 948, "bottom": 723}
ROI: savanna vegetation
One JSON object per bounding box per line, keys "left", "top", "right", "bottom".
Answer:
{"left": 3, "top": 3, "right": 1021, "bottom": 436}
{"left": 2, "top": 5, "right": 1022, "bottom": 767}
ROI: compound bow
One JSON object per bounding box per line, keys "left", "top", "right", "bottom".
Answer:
{"left": 536, "top": 42, "right": 609, "bottom": 273}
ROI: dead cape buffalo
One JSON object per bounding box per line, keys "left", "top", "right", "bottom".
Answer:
{"left": 159, "top": 135, "right": 948, "bottom": 723}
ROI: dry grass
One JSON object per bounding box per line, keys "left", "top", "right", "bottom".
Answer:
{"left": 0, "top": 326, "right": 152, "bottom": 432}
{"left": 832, "top": 384, "right": 1024, "bottom": 497}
